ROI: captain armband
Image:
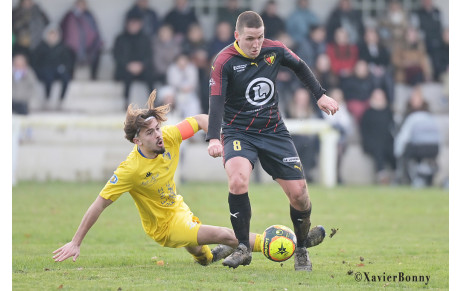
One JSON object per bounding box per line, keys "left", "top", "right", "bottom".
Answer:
{"left": 176, "top": 117, "right": 199, "bottom": 140}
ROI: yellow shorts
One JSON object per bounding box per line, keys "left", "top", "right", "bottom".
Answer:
{"left": 156, "top": 201, "right": 202, "bottom": 248}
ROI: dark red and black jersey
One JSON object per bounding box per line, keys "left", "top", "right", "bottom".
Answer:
{"left": 206, "top": 39, "right": 325, "bottom": 140}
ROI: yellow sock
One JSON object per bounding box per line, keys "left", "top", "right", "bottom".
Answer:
{"left": 253, "top": 234, "right": 262, "bottom": 252}
{"left": 193, "top": 245, "right": 213, "bottom": 266}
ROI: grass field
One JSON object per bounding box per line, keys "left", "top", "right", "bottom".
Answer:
{"left": 12, "top": 181, "right": 448, "bottom": 290}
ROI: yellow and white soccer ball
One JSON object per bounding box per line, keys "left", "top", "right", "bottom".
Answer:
{"left": 261, "top": 225, "right": 297, "bottom": 262}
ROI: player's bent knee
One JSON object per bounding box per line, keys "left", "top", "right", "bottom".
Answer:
{"left": 286, "top": 182, "right": 310, "bottom": 209}
{"left": 228, "top": 174, "right": 249, "bottom": 194}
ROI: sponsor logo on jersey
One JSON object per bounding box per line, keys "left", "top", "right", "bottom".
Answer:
{"left": 109, "top": 174, "right": 118, "bottom": 184}
{"left": 141, "top": 172, "right": 159, "bottom": 187}
{"left": 245, "top": 77, "right": 274, "bottom": 106}
{"left": 233, "top": 64, "right": 248, "bottom": 72}
{"left": 283, "top": 157, "right": 300, "bottom": 163}
{"left": 264, "top": 52, "right": 276, "bottom": 66}
{"left": 209, "top": 78, "right": 216, "bottom": 87}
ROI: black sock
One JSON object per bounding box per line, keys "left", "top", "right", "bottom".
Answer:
{"left": 228, "top": 192, "right": 251, "bottom": 249}
{"left": 290, "top": 204, "right": 311, "bottom": 248}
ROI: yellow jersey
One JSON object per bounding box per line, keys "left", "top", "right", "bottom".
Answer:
{"left": 99, "top": 118, "right": 199, "bottom": 245}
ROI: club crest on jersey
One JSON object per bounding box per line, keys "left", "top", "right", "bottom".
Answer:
{"left": 162, "top": 151, "right": 171, "bottom": 160}
{"left": 264, "top": 52, "right": 276, "bottom": 66}
{"left": 109, "top": 174, "right": 118, "bottom": 184}
{"left": 245, "top": 77, "right": 275, "bottom": 106}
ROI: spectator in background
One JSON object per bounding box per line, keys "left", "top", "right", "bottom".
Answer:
{"left": 296, "top": 25, "right": 327, "bottom": 67}
{"left": 358, "top": 26, "right": 393, "bottom": 103}
{"left": 378, "top": 0, "right": 410, "bottom": 53}
{"left": 12, "top": 54, "right": 38, "bottom": 115}
{"left": 125, "top": 0, "right": 159, "bottom": 38}
{"left": 392, "top": 26, "right": 432, "bottom": 85}
{"left": 190, "top": 49, "right": 211, "bottom": 114}
{"left": 312, "top": 54, "right": 339, "bottom": 91}
{"left": 207, "top": 21, "right": 234, "bottom": 60}
{"left": 156, "top": 85, "right": 177, "bottom": 113}
{"left": 429, "top": 26, "right": 449, "bottom": 83}
{"left": 287, "top": 87, "right": 321, "bottom": 182}
{"left": 413, "top": 0, "right": 444, "bottom": 81}
{"left": 217, "top": 0, "right": 245, "bottom": 27}
{"left": 12, "top": 0, "right": 49, "bottom": 57}
{"left": 182, "top": 23, "right": 208, "bottom": 56}
{"left": 339, "top": 60, "right": 375, "bottom": 122}
{"left": 272, "top": 32, "right": 300, "bottom": 116}
{"left": 438, "top": 28, "right": 449, "bottom": 85}
{"left": 260, "top": 0, "right": 285, "bottom": 40}
{"left": 182, "top": 23, "right": 210, "bottom": 113}
{"left": 360, "top": 88, "right": 396, "bottom": 184}
{"left": 166, "top": 54, "right": 201, "bottom": 118}
{"left": 394, "top": 86, "right": 440, "bottom": 187}
{"left": 162, "top": 0, "right": 198, "bottom": 41}
{"left": 113, "top": 12, "right": 153, "bottom": 109}
{"left": 325, "top": 0, "right": 364, "bottom": 45}
{"left": 60, "top": 0, "right": 103, "bottom": 80}
{"left": 286, "top": 0, "right": 319, "bottom": 44}
{"left": 321, "top": 88, "right": 354, "bottom": 184}
{"left": 32, "top": 25, "right": 74, "bottom": 108}
{"left": 326, "top": 27, "right": 358, "bottom": 78}
{"left": 152, "top": 25, "right": 182, "bottom": 85}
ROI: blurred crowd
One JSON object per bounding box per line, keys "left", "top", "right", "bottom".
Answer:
{"left": 12, "top": 0, "right": 449, "bottom": 187}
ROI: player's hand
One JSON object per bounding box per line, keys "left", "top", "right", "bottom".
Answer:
{"left": 52, "top": 241, "right": 80, "bottom": 262}
{"left": 317, "top": 94, "right": 339, "bottom": 115}
{"left": 208, "top": 139, "right": 223, "bottom": 158}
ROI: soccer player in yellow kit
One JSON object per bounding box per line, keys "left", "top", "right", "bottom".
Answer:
{"left": 52, "top": 90, "right": 262, "bottom": 265}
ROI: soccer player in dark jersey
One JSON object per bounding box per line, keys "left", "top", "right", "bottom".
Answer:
{"left": 206, "top": 11, "right": 339, "bottom": 270}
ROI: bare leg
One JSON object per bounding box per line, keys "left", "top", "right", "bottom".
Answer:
{"left": 197, "top": 225, "right": 259, "bottom": 251}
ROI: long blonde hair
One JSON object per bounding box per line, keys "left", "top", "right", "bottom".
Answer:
{"left": 124, "top": 90, "right": 170, "bottom": 143}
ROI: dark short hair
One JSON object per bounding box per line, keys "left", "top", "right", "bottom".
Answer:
{"left": 236, "top": 11, "right": 264, "bottom": 32}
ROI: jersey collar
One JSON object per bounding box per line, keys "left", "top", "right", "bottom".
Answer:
{"left": 234, "top": 40, "right": 254, "bottom": 59}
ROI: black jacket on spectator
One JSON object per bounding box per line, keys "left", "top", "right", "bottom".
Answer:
{"left": 360, "top": 107, "right": 395, "bottom": 172}
{"left": 260, "top": 12, "right": 285, "bottom": 39}
{"left": 415, "top": 7, "right": 443, "bottom": 54}
{"left": 113, "top": 31, "right": 153, "bottom": 81}
{"left": 339, "top": 75, "right": 375, "bottom": 102}
{"left": 163, "top": 7, "right": 198, "bottom": 37}
{"left": 32, "top": 41, "right": 74, "bottom": 73}
{"left": 357, "top": 42, "right": 390, "bottom": 67}
{"left": 31, "top": 40, "right": 74, "bottom": 99}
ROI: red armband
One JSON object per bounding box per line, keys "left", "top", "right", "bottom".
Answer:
{"left": 176, "top": 119, "right": 196, "bottom": 140}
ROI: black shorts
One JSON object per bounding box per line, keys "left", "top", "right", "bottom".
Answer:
{"left": 222, "top": 127, "right": 305, "bottom": 180}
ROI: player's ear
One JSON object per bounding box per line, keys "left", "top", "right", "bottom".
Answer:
{"left": 133, "top": 137, "right": 142, "bottom": 146}
{"left": 234, "top": 30, "right": 239, "bottom": 41}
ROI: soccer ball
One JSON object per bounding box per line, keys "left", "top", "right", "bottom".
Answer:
{"left": 261, "top": 225, "right": 297, "bottom": 262}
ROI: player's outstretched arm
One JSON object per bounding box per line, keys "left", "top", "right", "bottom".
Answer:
{"left": 317, "top": 94, "right": 339, "bottom": 115}
{"left": 52, "top": 196, "right": 112, "bottom": 262}
{"left": 192, "top": 114, "right": 209, "bottom": 133}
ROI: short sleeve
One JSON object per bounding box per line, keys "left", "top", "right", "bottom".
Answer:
{"left": 99, "top": 160, "right": 134, "bottom": 202}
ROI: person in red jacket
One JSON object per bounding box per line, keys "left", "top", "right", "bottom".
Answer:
{"left": 326, "top": 27, "right": 358, "bottom": 78}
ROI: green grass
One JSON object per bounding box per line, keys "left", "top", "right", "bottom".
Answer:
{"left": 13, "top": 181, "right": 448, "bottom": 290}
